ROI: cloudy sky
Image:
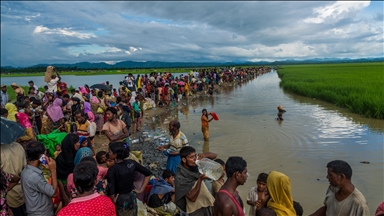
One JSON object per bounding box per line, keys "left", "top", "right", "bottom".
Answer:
{"left": 1, "top": 1, "right": 383, "bottom": 67}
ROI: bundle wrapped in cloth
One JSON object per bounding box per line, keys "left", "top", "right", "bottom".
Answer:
{"left": 37, "top": 129, "right": 67, "bottom": 157}
{"left": 44, "top": 66, "right": 56, "bottom": 82}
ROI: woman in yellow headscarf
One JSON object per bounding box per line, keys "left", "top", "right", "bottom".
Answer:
{"left": 5, "top": 103, "right": 18, "bottom": 122}
{"left": 267, "top": 171, "right": 296, "bottom": 216}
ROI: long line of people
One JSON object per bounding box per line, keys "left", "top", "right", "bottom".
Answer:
{"left": 1, "top": 65, "right": 378, "bottom": 216}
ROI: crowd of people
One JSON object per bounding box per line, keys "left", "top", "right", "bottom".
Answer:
{"left": 0, "top": 65, "right": 381, "bottom": 216}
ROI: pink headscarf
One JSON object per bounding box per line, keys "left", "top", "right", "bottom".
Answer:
{"left": 46, "top": 98, "right": 64, "bottom": 122}
{"left": 79, "top": 86, "right": 87, "bottom": 95}
{"left": 87, "top": 112, "right": 95, "bottom": 122}
{"left": 376, "top": 201, "right": 384, "bottom": 216}
{"left": 16, "top": 112, "right": 32, "bottom": 128}
{"left": 91, "top": 96, "right": 99, "bottom": 104}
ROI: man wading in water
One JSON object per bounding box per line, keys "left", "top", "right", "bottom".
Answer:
{"left": 214, "top": 156, "right": 248, "bottom": 216}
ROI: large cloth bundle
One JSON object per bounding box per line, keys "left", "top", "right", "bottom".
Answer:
{"left": 143, "top": 98, "right": 156, "bottom": 111}
{"left": 44, "top": 66, "right": 55, "bottom": 82}
{"left": 37, "top": 129, "right": 67, "bottom": 157}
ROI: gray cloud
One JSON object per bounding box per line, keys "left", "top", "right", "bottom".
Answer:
{"left": 0, "top": 1, "right": 382, "bottom": 67}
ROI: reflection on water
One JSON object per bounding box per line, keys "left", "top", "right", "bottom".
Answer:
{"left": 164, "top": 71, "right": 383, "bottom": 214}
{"left": 5, "top": 71, "right": 382, "bottom": 213}
{"left": 202, "top": 140, "right": 210, "bottom": 153}
{"left": 282, "top": 89, "right": 384, "bottom": 133}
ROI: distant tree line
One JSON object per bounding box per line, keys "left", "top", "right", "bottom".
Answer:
{"left": 1, "top": 58, "right": 382, "bottom": 74}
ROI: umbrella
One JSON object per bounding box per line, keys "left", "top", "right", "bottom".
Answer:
{"left": 178, "top": 81, "right": 185, "bottom": 86}
{"left": 90, "top": 84, "right": 111, "bottom": 90}
{"left": 1, "top": 117, "right": 26, "bottom": 144}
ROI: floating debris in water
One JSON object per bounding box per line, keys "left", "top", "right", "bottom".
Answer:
{"left": 360, "top": 161, "right": 370, "bottom": 164}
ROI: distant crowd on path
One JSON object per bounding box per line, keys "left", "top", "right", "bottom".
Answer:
{"left": 1, "top": 66, "right": 272, "bottom": 140}
{"left": 0, "top": 65, "right": 380, "bottom": 216}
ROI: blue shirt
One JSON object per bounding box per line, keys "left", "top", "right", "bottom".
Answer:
{"left": 21, "top": 165, "right": 55, "bottom": 216}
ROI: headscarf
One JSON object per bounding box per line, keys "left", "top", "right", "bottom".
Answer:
{"left": 84, "top": 85, "right": 90, "bottom": 94}
{"left": 73, "top": 147, "right": 93, "bottom": 166}
{"left": 79, "top": 86, "right": 87, "bottom": 95}
{"left": 376, "top": 201, "right": 384, "bottom": 216}
{"left": 5, "top": 103, "right": 17, "bottom": 122}
{"left": 46, "top": 98, "right": 64, "bottom": 122}
{"left": 56, "top": 134, "right": 79, "bottom": 180}
{"left": 87, "top": 111, "right": 95, "bottom": 122}
{"left": 267, "top": 171, "right": 296, "bottom": 216}
{"left": 91, "top": 96, "right": 99, "bottom": 104}
{"left": 16, "top": 112, "right": 32, "bottom": 128}
{"left": 71, "top": 97, "right": 81, "bottom": 116}
{"left": 84, "top": 101, "right": 91, "bottom": 113}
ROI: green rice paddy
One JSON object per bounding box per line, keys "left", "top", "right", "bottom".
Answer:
{"left": 277, "top": 62, "right": 384, "bottom": 119}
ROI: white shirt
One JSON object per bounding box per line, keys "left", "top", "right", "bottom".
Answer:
{"left": 32, "top": 85, "right": 39, "bottom": 94}
{"left": 47, "top": 77, "right": 59, "bottom": 93}
{"left": 73, "top": 93, "right": 85, "bottom": 102}
{"left": 324, "top": 186, "right": 369, "bottom": 216}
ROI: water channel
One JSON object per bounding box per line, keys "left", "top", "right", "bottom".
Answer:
{"left": 1, "top": 71, "right": 383, "bottom": 214}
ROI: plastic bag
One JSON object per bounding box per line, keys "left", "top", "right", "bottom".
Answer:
{"left": 88, "top": 122, "right": 96, "bottom": 137}
{"left": 137, "top": 199, "right": 148, "bottom": 216}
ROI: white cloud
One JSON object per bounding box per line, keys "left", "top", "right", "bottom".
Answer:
{"left": 106, "top": 47, "right": 122, "bottom": 53}
{"left": 103, "top": 61, "right": 116, "bottom": 65}
{"left": 33, "top": 25, "right": 96, "bottom": 39}
{"left": 0, "top": 1, "right": 382, "bottom": 67}
{"left": 129, "top": 46, "right": 138, "bottom": 52}
{"left": 304, "top": 1, "right": 370, "bottom": 24}
{"left": 25, "top": 13, "right": 40, "bottom": 22}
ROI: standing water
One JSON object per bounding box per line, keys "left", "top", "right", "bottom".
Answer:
{"left": 2, "top": 71, "right": 383, "bottom": 214}
{"left": 157, "top": 71, "right": 383, "bottom": 214}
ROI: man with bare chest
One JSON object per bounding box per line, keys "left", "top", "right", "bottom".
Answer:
{"left": 214, "top": 156, "right": 248, "bottom": 216}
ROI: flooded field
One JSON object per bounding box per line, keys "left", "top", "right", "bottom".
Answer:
{"left": 146, "top": 71, "right": 383, "bottom": 214}
{"left": 3, "top": 71, "right": 382, "bottom": 214}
